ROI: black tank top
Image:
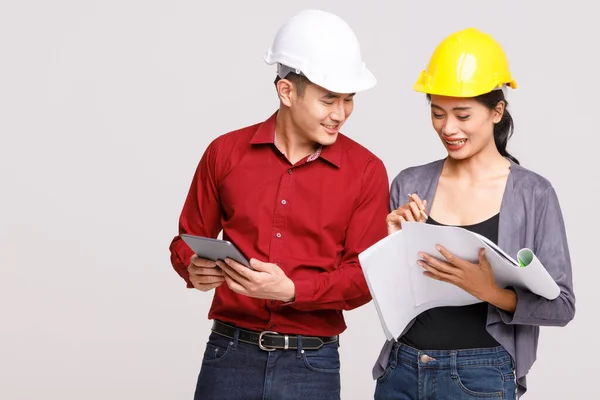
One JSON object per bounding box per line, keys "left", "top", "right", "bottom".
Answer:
{"left": 399, "top": 214, "right": 501, "bottom": 350}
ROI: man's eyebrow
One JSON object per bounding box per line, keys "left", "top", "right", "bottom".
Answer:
{"left": 323, "top": 92, "right": 356, "bottom": 99}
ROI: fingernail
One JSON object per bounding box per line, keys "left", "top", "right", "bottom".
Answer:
{"left": 418, "top": 252, "right": 424, "bottom": 258}
{"left": 435, "top": 245, "right": 441, "bottom": 251}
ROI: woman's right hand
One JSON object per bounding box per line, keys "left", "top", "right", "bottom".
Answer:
{"left": 386, "top": 193, "right": 428, "bottom": 234}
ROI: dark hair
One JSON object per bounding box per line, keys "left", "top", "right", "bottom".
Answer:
{"left": 427, "top": 90, "right": 520, "bottom": 164}
{"left": 274, "top": 72, "right": 311, "bottom": 97}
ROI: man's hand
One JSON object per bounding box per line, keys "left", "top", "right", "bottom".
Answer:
{"left": 187, "top": 254, "right": 225, "bottom": 292}
{"left": 217, "top": 258, "right": 296, "bottom": 302}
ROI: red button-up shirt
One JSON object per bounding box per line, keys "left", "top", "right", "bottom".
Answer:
{"left": 169, "top": 111, "right": 389, "bottom": 336}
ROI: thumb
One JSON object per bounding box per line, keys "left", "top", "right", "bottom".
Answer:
{"left": 249, "top": 258, "right": 269, "bottom": 271}
{"left": 386, "top": 217, "right": 401, "bottom": 234}
{"left": 478, "top": 248, "right": 487, "bottom": 265}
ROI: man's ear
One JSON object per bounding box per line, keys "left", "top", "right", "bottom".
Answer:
{"left": 276, "top": 79, "right": 294, "bottom": 107}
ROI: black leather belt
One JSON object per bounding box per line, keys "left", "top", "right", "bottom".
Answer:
{"left": 211, "top": 320, "right": 338, "bottom": 351}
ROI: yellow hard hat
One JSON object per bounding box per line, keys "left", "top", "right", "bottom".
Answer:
{"left": 414, "top": 28, "right": 517, "bottom": 97}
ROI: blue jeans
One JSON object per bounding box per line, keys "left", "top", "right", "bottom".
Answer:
{"left": 375, "top": 343, "right": 517, "bottom": 400}
{"left": 194, "top": 331, "right": 341, "bottom": 400}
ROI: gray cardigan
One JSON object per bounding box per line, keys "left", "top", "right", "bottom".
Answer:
{"left": 372, "top": 158, "right": 576, "bottom": 398}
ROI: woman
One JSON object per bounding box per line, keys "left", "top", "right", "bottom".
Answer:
{"left": 373, "top": 28, "right": 575, "bottom": 399}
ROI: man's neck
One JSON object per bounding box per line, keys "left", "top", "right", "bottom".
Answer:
{"left": 275, "top": 108, "right": 320, "bottom": 164}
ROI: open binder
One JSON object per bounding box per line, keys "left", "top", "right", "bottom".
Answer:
{"left": 358, "top": 221, "right": 560, "bottom": 340}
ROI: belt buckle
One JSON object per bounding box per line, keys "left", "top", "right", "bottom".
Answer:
{"left": 258, "top": 330, "right": 279, "bottom": 352}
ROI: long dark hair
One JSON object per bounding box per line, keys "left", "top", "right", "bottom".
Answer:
{"left": 427, "top": 90, "right": 519, "bottom": 164}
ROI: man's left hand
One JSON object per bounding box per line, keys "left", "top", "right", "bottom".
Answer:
{"left": 217, "top": 258, "right": 296, "bottom": 302}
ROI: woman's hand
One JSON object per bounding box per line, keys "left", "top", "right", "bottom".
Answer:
{"left": 418, "top": 246, "right": 517, "bottom": 312}
{"left": 386, "top": 193, "right": 428, "bottom": 234}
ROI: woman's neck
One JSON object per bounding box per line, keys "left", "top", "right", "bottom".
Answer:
{"left": 443, "top": 148, "right": 511, "bottom": 182}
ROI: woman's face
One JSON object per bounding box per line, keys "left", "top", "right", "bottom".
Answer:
{"left": 429, "top": 95, "right": 503, "bottom": 160}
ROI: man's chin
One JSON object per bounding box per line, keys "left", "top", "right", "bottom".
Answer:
{"left": 317, "top": 133, "right": 338, "bottom": 146}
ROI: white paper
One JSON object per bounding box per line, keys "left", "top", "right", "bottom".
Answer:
{"left": 402, "top": 222, "right": 561, "bottom": 304}
{"left": 358, "top": 221, "right": 560, "bottom": 341}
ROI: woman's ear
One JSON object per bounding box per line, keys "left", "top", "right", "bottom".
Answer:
{"left": 493, "top": 100, "right": 505, "bottom": 123}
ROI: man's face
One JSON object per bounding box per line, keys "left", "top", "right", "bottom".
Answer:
{"left": 287, "top": 82, "right": 355, "bottom": 146}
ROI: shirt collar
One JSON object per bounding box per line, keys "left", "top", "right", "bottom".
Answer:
{"left": 250, "top": 110, "right": 341, "bottom": 168}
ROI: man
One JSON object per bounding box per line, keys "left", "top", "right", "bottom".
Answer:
{"left": 169, "top": 9, "right": 389, "bottom": 400}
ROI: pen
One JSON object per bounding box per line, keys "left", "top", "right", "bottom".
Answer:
{"left": 408, "top": 193, "right": 429, "bottom": 220}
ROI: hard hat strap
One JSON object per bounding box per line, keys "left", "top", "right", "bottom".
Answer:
{"left": 277, "top": 63, "right": 304, "bottom": 79}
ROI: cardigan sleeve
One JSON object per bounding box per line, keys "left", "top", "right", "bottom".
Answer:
{"left": 498, "top": 186, "right": 576, "bottom": 326}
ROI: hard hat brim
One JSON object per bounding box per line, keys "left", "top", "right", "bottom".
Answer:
{"left": 265, "top": 57, "right": 377, "bottom": 94}
{"left": 305, "top": 68, "right": 377, "bottom": 94}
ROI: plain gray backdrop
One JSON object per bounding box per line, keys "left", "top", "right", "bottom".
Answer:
{"left": 1, "top": 1, "right": 597, "bottom": 399}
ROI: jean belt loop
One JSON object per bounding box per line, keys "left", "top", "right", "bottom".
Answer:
{"left": 296, "top": 335, "right": 303, "bottom": 358}
{"left": 450, "top": 351, "right": 458, "bottom": 377}
{"left": 232, "top": 327, "right": 240, "bottom": 347}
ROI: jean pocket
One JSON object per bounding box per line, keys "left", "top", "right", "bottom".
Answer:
{"left": 302, "top": 343, "right": 340, "bottom": 373}
{"left": 202, "top": 333, "right": 233, "bottom": 364}
{"left": 452, "top": 364, "right": 508, "bottom": 398}
{"left": 376, "top": 365, "right": 392, "bottom": 384}
{"left": 376, "top": 344, "right": 399, "bottom": 384}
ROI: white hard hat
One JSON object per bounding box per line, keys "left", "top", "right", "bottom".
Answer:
{"left": 264, "top": 9, "right": 376, "bottom": 94}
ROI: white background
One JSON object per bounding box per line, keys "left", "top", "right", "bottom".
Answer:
{"left": 1, "top": 1, "right": 597, "bottom": 399}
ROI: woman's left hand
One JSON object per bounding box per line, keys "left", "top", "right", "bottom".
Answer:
{"left": 418, "top": 245, "right": 498, "bottom": 302}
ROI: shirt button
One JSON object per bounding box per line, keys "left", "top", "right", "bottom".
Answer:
{"left": 281, "top": 200, "right": 287, "bottom": 205}
{"left": 287, "top": 169, "right": 293, "bottom": 174}
{"left": 271, "top": 300, "right": 276, "bottom": 305}
{"left": 276, "top": 232, "right": 282, "bottom": 238}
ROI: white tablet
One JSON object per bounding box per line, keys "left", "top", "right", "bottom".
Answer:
{"left": 180, "top": 234, "right": 250, "bottom": 268}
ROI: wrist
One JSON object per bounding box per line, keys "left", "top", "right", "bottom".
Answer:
{"left": 279, "top": 278, "right": 296, "bottom": 302}
{"left": 486, "top": 286, "right": 517, "bottom": 313}
{"left": 481, "top": 285, "right": 501, "bottom": 304}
